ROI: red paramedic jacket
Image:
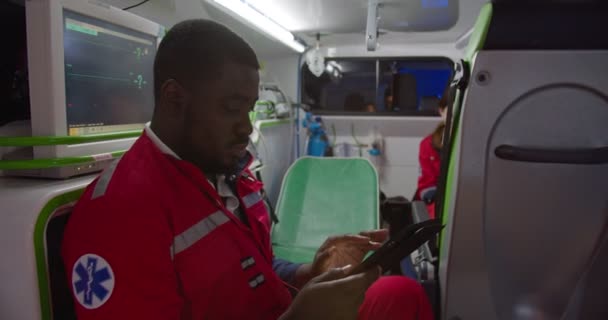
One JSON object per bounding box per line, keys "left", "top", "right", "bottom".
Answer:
{"left": 415, "top": 135, "right": 441, "bottom": 219}
{"left": 62, "top": 132, "right": 292, "bottom": 319}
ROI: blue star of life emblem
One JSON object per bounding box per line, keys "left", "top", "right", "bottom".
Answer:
{"left": 72, "top": 253, "right": 115, "bottom": 309}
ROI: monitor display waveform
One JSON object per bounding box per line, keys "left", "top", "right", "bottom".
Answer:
{"left": 63, "top": 10, "right": 156, "bottom": 136}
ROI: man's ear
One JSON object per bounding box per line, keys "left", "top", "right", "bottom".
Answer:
{"left": 159, "top": 79, "right": 190, "bottom": 117}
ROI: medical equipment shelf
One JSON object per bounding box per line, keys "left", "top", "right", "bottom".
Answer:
{"left": 0, "top": 131, "right": 139, "bottom": 170}
{"left": 0, "top": 130, "right": 142, "bottom": 146}
{"left": 0, "top": 117, "right": 292, "bottom": 170}
{"left": 0, "top": 151, "right": 126, "bottom": 170}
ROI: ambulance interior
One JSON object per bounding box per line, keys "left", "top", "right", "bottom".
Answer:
{"left": 1, "top": 0, "right": 607, "bottom": 319}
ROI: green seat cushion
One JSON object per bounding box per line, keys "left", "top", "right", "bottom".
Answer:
{"left": 271, "top": 157, "right": 379, "bottom": 262}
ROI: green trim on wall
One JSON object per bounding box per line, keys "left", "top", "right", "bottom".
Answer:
{"left": 465, "top": 2, "right": 493, "bottom": 63}
{"left": 439, "top": 3, "right": 492, "bottom": 249}
{"left": 0, "top": 130, "right": 142, "bottom": 147}
{"left": 0, "top": 151, "right": 125, "bottom": 170}
{"left": 34, "top": 188, "right": 86, "bottom": 320}
{"left": 439, "top": 89, "right": 463, "bottom": 250}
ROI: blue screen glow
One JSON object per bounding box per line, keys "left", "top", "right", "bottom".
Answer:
{"left": 422, "top": 0, "right": 449, "bottom": 9}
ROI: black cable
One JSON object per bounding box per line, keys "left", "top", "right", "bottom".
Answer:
{"left": 122, "top": 0, "right": 150, "bottom": 11}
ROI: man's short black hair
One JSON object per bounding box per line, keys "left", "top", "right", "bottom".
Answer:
{"left": 153, "top": 19, "right": 259, "bottom": 101}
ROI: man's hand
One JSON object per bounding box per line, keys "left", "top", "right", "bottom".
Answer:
{"left": 293, "top": 229, "right": 388, "bottom": 287}
{"left": 358, "top": 229, "right": 390, "bottom": 244}
{"left": 314, "top": 229, "right": 389, "bottom": 273}
{"left": 280, "top": 265, "right": 381, "bottom": 320}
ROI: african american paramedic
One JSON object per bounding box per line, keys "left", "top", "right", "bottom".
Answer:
{"left": 62, "top": 19, "right": 433, "bottom": 320}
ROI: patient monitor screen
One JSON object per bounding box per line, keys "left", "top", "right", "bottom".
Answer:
{"left": 63, "top": 10, "right": 156, "bottom": 136}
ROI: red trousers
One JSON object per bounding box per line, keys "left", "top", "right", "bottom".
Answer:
{"left": 359, "top": 276, "right": 434, "bottom": 320}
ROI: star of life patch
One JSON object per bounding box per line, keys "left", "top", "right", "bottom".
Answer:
{"left": 72, "top": 253, "right": 115, "bottom": 309}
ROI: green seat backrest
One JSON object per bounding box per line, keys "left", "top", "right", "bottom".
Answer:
{"left": 271, "top": 157, "right": 379, "bottom": 263}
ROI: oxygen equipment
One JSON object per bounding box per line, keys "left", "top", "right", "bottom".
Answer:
{"left": 302, "top": 112, "right": 330, "bottom": 157}
{"left": 367, "top": 127, "right": 384, "bottom": 178}
{"left": 254, "top": 84, "right": 292, "bottom": 120}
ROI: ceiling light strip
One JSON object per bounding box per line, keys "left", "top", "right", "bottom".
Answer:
{"left": 212, "top": 0, "right": 306, "bottom": 53}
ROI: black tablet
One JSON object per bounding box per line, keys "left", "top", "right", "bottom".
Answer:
{"left": 350, "top": 219, "right": 444, "bottom": 275}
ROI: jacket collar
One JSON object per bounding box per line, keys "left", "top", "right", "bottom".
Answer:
{"left": 144, "top": 122, "right": 181, "bottom": 160}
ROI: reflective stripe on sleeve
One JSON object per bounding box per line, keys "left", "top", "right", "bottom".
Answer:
{"left": 242, "top": 191, "right": 263, "bottom": 208}
{"left": 91, "top": 159, "right": 121, "bottom": 199}
{"left": 172, "top": 211, "right": 230, "bottom": 256}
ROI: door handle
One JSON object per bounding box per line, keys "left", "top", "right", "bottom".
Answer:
{"left": 495, "top": 145, "right": 608, "bottom": 165}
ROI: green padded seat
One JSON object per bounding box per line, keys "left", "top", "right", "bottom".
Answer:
{"left": 271, "top": 157, "right": 379, "bottom": 263}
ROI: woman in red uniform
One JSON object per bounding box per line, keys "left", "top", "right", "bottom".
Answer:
{"left": 415, "top": 95, "right": 448, "bottom": 218}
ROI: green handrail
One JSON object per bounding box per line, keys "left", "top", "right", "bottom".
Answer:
{"left": 0, "top": 130, "right": 142, "bottom": 147}
{"left": 0, "top": 150, "right": 126, "bottom": 170}
{"left": 0, "top": 118, "right": 291, "bottom": 171}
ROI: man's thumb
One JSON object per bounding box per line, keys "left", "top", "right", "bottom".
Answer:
{"left": 312, "top": 265, "right": 352, "bottom": 283}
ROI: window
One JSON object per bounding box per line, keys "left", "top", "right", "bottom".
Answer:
{"left": 301, "top": 58, "right": 453, "bottom": 116}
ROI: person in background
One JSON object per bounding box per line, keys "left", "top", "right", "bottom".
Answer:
{"left": 415, "top": 94, "right": 448, "bottom": 219}
{"left": 365, "top": 103, "right": 377, "bottom": 112}
{"left": 62, "top": 19, "right": 434, "bottom": 320}
{"left": 384, "top": 87, "right": 394, "bottom": 111}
